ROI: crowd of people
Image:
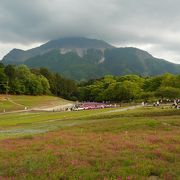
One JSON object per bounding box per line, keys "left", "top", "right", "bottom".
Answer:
{"left": 173, "top": 99, "right": 180, "bottom": 109}
{"left": 76, "top": 99, "right": 180, "bottom": 111}
{"left": 74, "top": 102, "right": 115, "bottom": 110}
{"left": 141, "top": 99, "right": 180, "bottom": 109}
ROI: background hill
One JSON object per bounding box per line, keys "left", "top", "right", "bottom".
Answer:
{"left": 1, "top": 37, "right": 180, "bottom": 80}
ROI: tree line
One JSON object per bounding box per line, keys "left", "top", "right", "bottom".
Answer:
{"left": 0, "top": 63, "right": 77, "bottom": 100}
{"left": 77, "top": 74, "right": 180, "bottom": 102}
{"left": 0, "top": 63, "right": 180, "bottom": 102}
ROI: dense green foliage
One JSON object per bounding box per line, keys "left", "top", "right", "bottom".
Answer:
{"left": 0, "top": 63, "right": 77, "bottom": 100}
{"left": 78, "top": 74, "right": 180, "bottom": 102}
{"left": 0, "top": 64, "right": 50, "bottom": 95}
{"left": 0, "top": 62, "right": 179, "bottom": 101}
{"left": 34, "top": 67, "right": 78, "bottom": 100}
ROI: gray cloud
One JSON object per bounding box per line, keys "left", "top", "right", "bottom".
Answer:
{"left": 0, "top": 0, "right": 180, "bottom": 63}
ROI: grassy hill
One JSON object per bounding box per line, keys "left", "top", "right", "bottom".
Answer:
{"left": 0, "top": 95, "right": 71, "bottom": 112}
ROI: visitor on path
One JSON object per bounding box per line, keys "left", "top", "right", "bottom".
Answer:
{"left": 156, "top": 101, "right": 160, "bottom": 106}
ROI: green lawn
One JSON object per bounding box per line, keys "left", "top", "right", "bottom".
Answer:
{"left": 10, "top": 95, "right": 71, "bottom": 107}
{"left": 0, "top": 99, "right": 22, "bottom": 112}
{"left": 0, "top": 106, "right": 179, "bottom": 179}
{"left": 0, "top": 95, "right": 71, "bottom": 112}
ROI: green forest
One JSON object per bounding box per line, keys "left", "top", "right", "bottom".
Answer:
{"left": 0, "top": 63, "right": 77, "bottom": 100}
{"left": 0, "top": 63, "right": 180, "bottom": 102}
{"left": 78, "top": 74, "right": 180, "bottom": 102}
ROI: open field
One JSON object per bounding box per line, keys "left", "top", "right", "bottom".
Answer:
{"left": 0, "top": 106, "right": 180, "bottom": 179}
{"left": 0, "top": 95, "right": 71, "bottom": 112}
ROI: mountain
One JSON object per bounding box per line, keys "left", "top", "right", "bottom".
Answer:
{"left": 103, "top": 48, "right": 180, "bottom": 76}
{"left": 1, "top": 37, "right": 180, "bottom": 80}
{"left": 2, "top": 37, "right": 113, "bottom": 64}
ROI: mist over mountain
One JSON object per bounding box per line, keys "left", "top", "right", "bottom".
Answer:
{"left": 2, "top": 37, "right": 180, "bottom": 80}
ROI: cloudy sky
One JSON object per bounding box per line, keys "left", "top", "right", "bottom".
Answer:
{"left": 0, "top": 0, "right": 180, "bottom": 64}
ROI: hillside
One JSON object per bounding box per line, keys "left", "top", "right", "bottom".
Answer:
{"left": 1, "top": 37, "right": 180, "bottom": 80}
{"left": 2, "top": 37, "right": 113, "bottom": 64}
{"left": 25, "top": 47, "right": 180, "bottom": 80}
{"left": 103, "top": 48, "right": 180, "bottom": 76}
{"left": 0, "top": 95, "right": 72, "bottom": 112}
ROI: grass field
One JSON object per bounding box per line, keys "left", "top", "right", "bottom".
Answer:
{"left": 0, "top": 95, "right": 71, "bottom": 112}
{"left": 0, "top": 106, "right": 179, "bottom": 179}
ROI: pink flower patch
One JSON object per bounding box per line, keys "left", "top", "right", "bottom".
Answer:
{"left": 71, "top": 159, "right": 79, "bottom": 166}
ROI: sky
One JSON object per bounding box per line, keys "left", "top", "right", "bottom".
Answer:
{"left": 0, "top": 0, "right": 180, "bottom": 64}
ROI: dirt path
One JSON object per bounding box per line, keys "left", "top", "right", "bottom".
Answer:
{"left": 0, "top": 109, "right": 31, "bottom": 115}
{"left": 7, "top": 98, "right": 25, "bottom": 107}
{"left": 103, "top": 105, "right": 142, "bottom": 113}
{"left": 32, "top": 103, "right": 75, "bottom": 111}
{"left": 0, "top": 100, "right": 141, "bottom": 115}
{"left": 0, "top": 103, "right": 75, "bottom": 114}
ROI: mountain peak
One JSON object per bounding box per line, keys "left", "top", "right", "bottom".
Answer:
{"left": 2, "top": 48, "right": 25, "bottom": 64}
{"left": 41, "top": 37, "right": 114, "bottom": 49}
{"left": 2, "top": 37, "right": 113, "bottom": 64}
{"left": 8, "top": 48, "right": 25, "bottom": 54}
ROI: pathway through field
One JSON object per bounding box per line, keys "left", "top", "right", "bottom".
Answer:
{"left": 101, "top": 105, "right": 142, "bottom": 113}
{"left": 7, "top": 98, "right": 25, "bottom": 107}
{"left": 32, "top": 103, "right": 75, "bottom": 111}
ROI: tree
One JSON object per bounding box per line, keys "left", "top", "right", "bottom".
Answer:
{"left": 161, "top": 73, "right": 176, "bottom": 88}
{"left": 25, "top": 74, "right": 43, "bottom": 95}
{"left": 109, "top": 81, "right": 142, "bottom": 102}
{"left": 77, "top": 86, "right": 91, "bottom": 101}
{"left": 4, "top": 65, "right": 16, "bottom": 80}
{"left": 155, "top": 87, "right": 180, "bottom": 99}
{"left": 140, "top": 91, "right": 154, "bottom": 101}
{"left": 9, "top": 79, "right": 25, "bottom": 94}
{"left": 39, "top": 75, "right": 50, "bottom": 94}
{"left": 174, "top": 75, "right": 180, "bottom": 88}
{"left": 143, "top": 76, "right": 163, "bottom": 92}
{"left": 0, "top": 63, "right": 4, "bottom": 68}
{"left": 117, "top": 74, "right": 144, "bottom": 88}
{"left": 0, "top": 68, "right": 8, "bottom": 94}
{"left": 14, "top": 65, "right": 50, "bottom": 95}
{"left": 101, "top": 83, "right": 116, "bottom": 101}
